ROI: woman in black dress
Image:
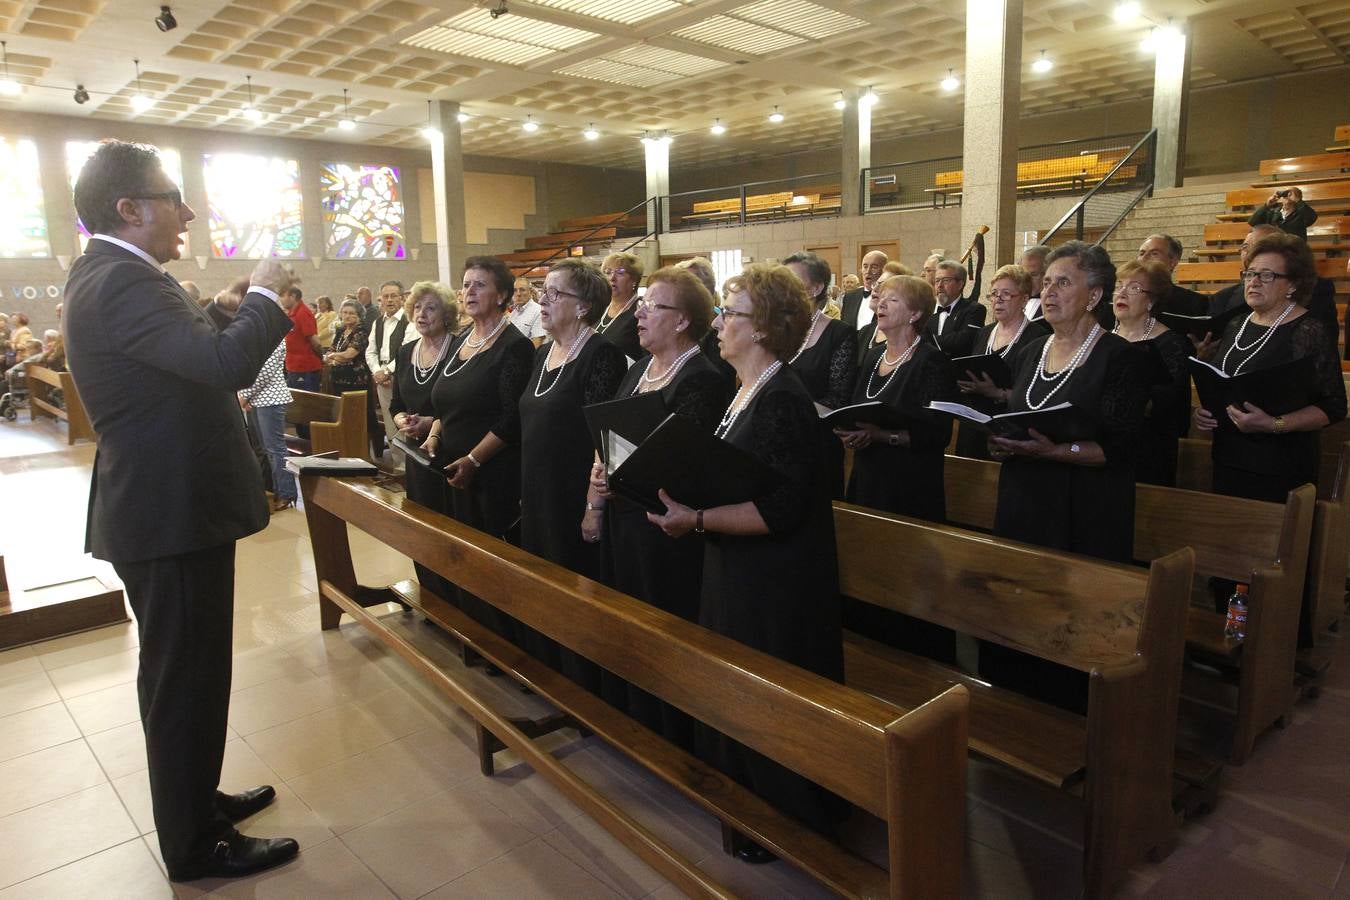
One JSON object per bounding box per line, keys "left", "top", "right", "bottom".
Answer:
{"left": 986, "top": 241, "right": 1147, "bottom": 712}
{"left": 595, "top": 251, "right": 643, "bottom": 362}
{"left": 783, "top": 251, "right": 857, "bottom": 498}
{"left": 1112, "top": 260, "right": 1193, "bottom": 487}
{"left": 323, "top": 300, "right": 370, "bottom": 393}
{"left": 428, "top": 257, "right": 533, "bottom": 638}
{"left": 1194, "top": 233, "right": 1346, "bottom": 502}
{"left": 648, "top": 263, "right": 842, "bottom": 851}
{"left": 390, "top": 281, "right": 458, "bottom": 600}
{"left": 953, "top": 265, "right": 1048, "bottom": 459}
{"left": 519, "top": 259, "right": 627, "bottom": 689}
{"left": 586, "top": 266, "right": 732, "bottom": 747}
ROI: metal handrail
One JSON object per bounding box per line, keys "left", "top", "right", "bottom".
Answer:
{"left": 512, "top": 196, "right": 656, "bottom": 274}
{"left": 1041, "top": 129, "right": 1158, "bottom": 245}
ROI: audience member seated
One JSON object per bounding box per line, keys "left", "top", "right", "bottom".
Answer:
{"left": 39, "top": 329, "right": 65, "bottom": 372}
{"left": 839, "top": 249, "right": 886, "bottom": 330}
{"left": 508, "top": 277, "right": 547, "bottom": 346}
{"left": 1137, "top": 233, "right": 1207, "bottom": 316}
{"left": 953, "top": 264, "right": 1049, "bottom": 459}
{"left": 313, "top": 295, "right": 337, "bottom": 350}
{"left": 1112, "top": 260, "right": 1192, "bottom": 486}
{"left": 1193, "top": 232, "right": 1346, "bottom": 502}
{"left": 1018, "top": 244, "right": 1049, "bottom": 320}
{"left": 925, "top": 259, "right": 987, "bottom": 357}
{"left": 596, "top": 252, "right": 644, "bottom": 362}
{"left": 1249, "top": 186, "right": 1319, "bottom": 240}
{"left": 8, "top": 312, "right": 32, "bottom": 359}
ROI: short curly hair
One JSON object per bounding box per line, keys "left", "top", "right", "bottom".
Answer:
{"left": 550, "top": 258, "right": 610, "bottom": 326}
{"left": 73, "top": 140, "right": 165, "bottom": 236}
{"left": 1245, "top": 232, "right": 1316, "bottom": 306}
{"left": 989, "top": 264, "right": 1033, "bottom": 298}
{"left": 1114, "top": 260, "right": 1173, "bottom": 309}
{"left": 602, "top": 251, "right": 644, "bottom": 282}
{"left": 407, "top": 280, "right": 460, "bottom": 333}
{"left": 724, "top": 263, "right": 811, "bottom": 361}
{"left": 873, "top": 274, "right": 936, "bottom": 332}
{"left": 461, "top": 257, "right": 514, "bottom": 308}
{"left": 1046, "top": 240, "right": 1116, "bottom": 302}
{"left": 646, "top": 266, "right": 715, "bottom": 341}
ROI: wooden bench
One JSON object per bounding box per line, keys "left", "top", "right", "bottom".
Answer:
{"left": 833, "top": 501, "right": 1193, "bottom": 899}
{"left": 524, "top": 225, "right": 618, "bottom": 250}
{"left": 1257, "top": 153, "right": 1350, "bottom": 185}
{"left": 941, "top": 454, "right": 1315, "bottom": 764}
{"left": 285, "top": 388, "right": 368, "bottom": 460}
{"left": 1199, "top": 218, "right": 1350, "bottom": 259}
{"left": 25, "top": 364, "right": 94, "bottom": 444}
{"left": 299, "top": 475, "right": 970, "bottom": 898}
{"left": 1222, "top": 180, "right": 1350, "bottom": 220}
{"left": 556, "top": 211, "right": 645, "bottom": 232}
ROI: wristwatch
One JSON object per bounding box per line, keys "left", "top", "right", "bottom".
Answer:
{"left": 1272, "top": 416, "right": 1287, "bottom": 434}
{"left": 888, "top": 432, "right": 901, "bottom": 447}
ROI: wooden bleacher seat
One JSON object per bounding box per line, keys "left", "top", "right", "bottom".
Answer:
{"left": 523, "top": 225, "right": 618, "bottom": 250}
{"left": 285, "top": 388, "right": 368, "bottom": 461}
{"left": 933, "top": 151, "right": 1132, "bottom": 199}
{"left": 1257, "top": 153, "right": 1350, "bottom": 186}
{"left": 1199, "top": 218, "right": 1350, "bottom": 259}
{"left": 1222, "top": 180, "right": 1350, "bottom": 221}
{"left": 298, "top": 475, "right": 970, "bottom": 899}
{"left": 834, "top": 501, "right": 1193, "bottom": 898}
{"left": 24, "top": 364, "right": 94, "bottom": 444}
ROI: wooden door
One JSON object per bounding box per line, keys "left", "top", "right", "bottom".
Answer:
{"left": 805, "top": 243, "right": 842, "bottom": 286}
{"left": 858, "top": 240, "right": 900, "bottom": 273}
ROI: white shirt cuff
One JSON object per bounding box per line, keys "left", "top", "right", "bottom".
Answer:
{"left": 248, "top": 285, "right": 282, "bottom": 305}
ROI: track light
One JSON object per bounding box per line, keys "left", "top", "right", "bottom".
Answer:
{"left": 130, "top": 59, "right": 153, "bottom": 113}
{"left": 242, "top": 75, "right": 262, "bottom": 122}
{"left": 1031, "top": 50, "right": 1053, "bottom": 73}
{"left": 420, "top": 100, "right": 440, "bottom": 141}
{"left": 710, "top": 118, "right": 726, "bottom": 135}
{"left": 583, "top": 123, "right": 599, "bottom": 140}
{"left": 0, "top": 42, "right": 22, "bottom": 96}
{"left": 940, "top": 69, "right": 959, "bottom": 91}
{"left": 768, "top": 105, "right": 784, "bottom": 123}
{"left": 488, "top": 0, "right": 508, "bottom": 19}
{"left": 154, "top": 5, "right": 177, "bottom": 32}
{"left": 338, "top": 89, "right": 355, "bottom": 130}
{"left": 522, "top": 115, "right": 539, "bottom": 133}
{"left": 73, "top": 84, "right": 89, "bottom": 104}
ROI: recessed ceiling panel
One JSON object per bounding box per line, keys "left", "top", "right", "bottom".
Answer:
{"left": 734, "top": 0, "right": 868, "bottom": 39}
{"left": 673, "top": 15, "right": 805, "bottom": 54}
{"left": 401, "top": 8, "right": 598, "bottom": 65}
{"left": 530, "top": 0, "right": 689, "bottom": 25}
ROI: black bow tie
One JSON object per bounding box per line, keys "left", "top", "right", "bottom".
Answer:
{"left": 938, "top": 304, "right": 953, "bottom": 315}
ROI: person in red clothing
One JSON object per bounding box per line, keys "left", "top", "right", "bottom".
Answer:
{"left": 281, "top": 287, "right": 322, "bottom": 392}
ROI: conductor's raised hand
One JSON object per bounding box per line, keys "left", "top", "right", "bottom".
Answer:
{"left": 250, "top": 260, "right": 297, "bottom": 297}
{"left": 646, "top": 489, "right": 697, "bottom": 539}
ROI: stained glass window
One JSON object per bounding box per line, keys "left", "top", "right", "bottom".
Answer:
{"left": 203, "top": 153, "right": 304, "bottom": 258}
{"left": 0, "top": 136, "right": 50, "bottom": 258}
{"left": 321, "top": 162, "right": 406, "bottom": 259}
{"left": 66, "top": 141, "right": 185, "bottom": 252}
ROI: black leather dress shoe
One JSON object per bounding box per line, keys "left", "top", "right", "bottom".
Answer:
{"left": 734, "top": 843, "right": 778, "bottom": 865}
{"left": 168, "top": 831, "right": 299, "bottom": 882}
{"left": 216, "top": 785, "right": 277, "bottom": 822}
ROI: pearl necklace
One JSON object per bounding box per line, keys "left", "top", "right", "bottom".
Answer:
{"left": 715, "top": 361, "right": 782, "bottom": 438}
{"left": 788, "top": 307, "right": 826, "bottom": 364}
{"left": 864, "top": 334, "right": 922, "bottom": 400}
{"left": 1111, "top": 316, "right": 1155, "bottom": 342}
{"left": 635, "top": 343, "right": 700, "bottom": 394}
{"left": 986, "top": 317, "right": 1030, "bottom": 357}
{"left": 596, "top": 295, "right": 637, "bottom": 334}
{"left": 1025, "top": 323, "right": 1101, "bottom": 410}
{"left": 442, "top": 316, "right": 509, "bottom": 379}
{"left": 1222, "top": 302, "right": 1295, "bottom": 375}
{"left": 534, "top": 326, "right": 593, "bottom": 397}
{"left": 412, "top": 333, "right": 450, "bottom": 386}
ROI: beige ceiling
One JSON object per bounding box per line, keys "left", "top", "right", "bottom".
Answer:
{"left": 0, "top": 0, "right": 1344, "bottom": 171}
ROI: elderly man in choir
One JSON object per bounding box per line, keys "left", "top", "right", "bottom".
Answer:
{"left": 920, "top": 253, "right": 943, "bottom": 287}
{"left": 1019, "top": 245, "right": 1049, "bottom": 319}
{"left": 1137, "top": 233, "right": 1207, "bottom": 316}
{"left": 924, "top": 260, "right": 986, "bottom": 357}
{"left": 839, "top": 249, "right": 887, "bottom": 330}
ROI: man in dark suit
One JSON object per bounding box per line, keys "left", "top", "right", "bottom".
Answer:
{"left": 63, "top": 141, "right": 299, "bottom": 883}
{"left": 925, "top": 259, "right": 986, "bottom": 357}
{"left": 1137, "top": 233, "right": 1208, "bottom": 316}
{"left": 839, "top": 249, "right": 887, "bottom": 330}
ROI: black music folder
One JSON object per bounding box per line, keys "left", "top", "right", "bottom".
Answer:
{"left": 946, "top": 352, "right": 1014, "bottom": 388}
{"left": 583, "top": 391, "right": 669, "bottom": 465}
{"left": 606, "top": 413, "right": 785, "bottom": 513}
{"left": 926, "top": 400, "right": 1098, "bottom": 443}
{"left": 815, "top": 400, "right": 918, "bottom": 430}
{"left": 392, "top": 435, "right": 435, "bottom": 468}
{"left": 1188, "top": 355, "right": 1316, "bottom": 423}
{"left": 1157, "top": 303, "right": 1247, "bottom": 338}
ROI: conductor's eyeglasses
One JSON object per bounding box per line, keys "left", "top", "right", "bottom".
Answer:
{"left": 127, "top": 190, "right": 183, "bottom": 209}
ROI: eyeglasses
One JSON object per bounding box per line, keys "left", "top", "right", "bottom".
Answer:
{"left": 718, "top": 307, "right": 752, "bottom": 321}
{"left": 601, "top": 267, "right": 630, "bottom": 277}
{"left": 127, "top": 190, "right": 183, "bottom": 209}
{"left": 637, "top": 297, "right": 680, "bottom": 313}
{"left": 1113, "top": 283, "right": 1152, "bottom": 296}
{"left": 540, "top": 287, "right": 580, "bottom": 305}
{"left": 1240, "top": 269, "right": 1290, "bottom": 284}
{"left": 986, "top": 289, "right": 1022, "bottom": 301}
{"left": 933, "top": 276, "right": 961, "bottom": 285}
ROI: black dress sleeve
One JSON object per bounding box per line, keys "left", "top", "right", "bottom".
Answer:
{"left": 489, "top": 336, "right": 533, "bottom": 445}
{"left": 1292, "top": 317, "right": 1347, "bottom": 424}
{"left": 906, "top": 352, "right": 957, "bottom": 452}
{"left": 1151, "top": 330, "right": 1193, "bottom": 437}
{"left": 668, "top": 368, "right": 733, "bottom": 434}
{"left": 389, "top": 343, "right": 414, "bottom": 416}
{"left": 1096, "top": 344, "right": 1148, "bottom": 467}
{"left": 824, "top": 323, "right": 859, "bottom": 409}
{"left": 747, "top": 389, "right": 817, "bottom": 534}
{"left": 583, "top": 341, "right": 628, "bottom": 405}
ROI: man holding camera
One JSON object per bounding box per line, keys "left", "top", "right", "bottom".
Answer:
{"left": 1249, "top": 186, "right": 1318, "bottom": 239}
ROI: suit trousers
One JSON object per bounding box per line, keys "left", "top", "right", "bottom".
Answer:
{"left": 114, "top": 543, "right": 236, "bottom": 871}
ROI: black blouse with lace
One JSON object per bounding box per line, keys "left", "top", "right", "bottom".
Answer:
{"left": 1209, "top": 312, "right": 1346, "bottom": 495}
{"left": 1133, "top": 328, "right": 1193, "bottom": 486}
{"left": 788, "top": 317, "right": 858, "bottom": 410}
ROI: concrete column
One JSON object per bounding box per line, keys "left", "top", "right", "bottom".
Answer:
{"left": 960, "top": 0, "right": 1022, "bottom": 269}
{"left": 840, "top": 86, "right": 871, "bottom": 216}
{"left": 642, "top": 133, "right": 671, "bottom": 235}
{"left": 1151, "top": 25, "right": 1191, "bottom": 191}
{"left": 429, "top": 100, "right": 467, "bottom": 283}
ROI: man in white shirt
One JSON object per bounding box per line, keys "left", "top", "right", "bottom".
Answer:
{"left": 509, "top": 277, "right": 546, "bottom": 346}
{"left": 365, "top": 280, "right": 415, "bottom": 452}
{"left": 1019, "top": 245, "right": 1049, "bottom": 320}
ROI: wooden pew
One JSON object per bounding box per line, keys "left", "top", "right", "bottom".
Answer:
{"left": 285, "top": 388, "right": 368, "bottom": 460}
{"left": 941, "top": 455, "right": 1315, "bottom": 764}
{"left": 25, "top": 364, "right": 94, "bottom": 444}
{"left": 834, "top": 502, "right": 1193, "bottom": 899}
{"left": 299, "top": 475, "right": 970, "bottom": 899}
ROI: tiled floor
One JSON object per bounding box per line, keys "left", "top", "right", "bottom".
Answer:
{"left": 2, "top": 418, "right": 1350, "bottom": 898}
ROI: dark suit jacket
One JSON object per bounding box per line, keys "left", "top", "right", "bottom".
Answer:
{"left": 923, "top": 297, "right": 987, "bottom": 357}
{"left": 63, "top": 240, "right": 292, "bottom": 563}
{"left": 839, "top": 287, "right": 869, "bottom": 330}
{"left": 1249, "top": 202, "right": 1318, "bottom": 240}
{"left": 1166, "top": 284, "right": 1208, "bottom": 317}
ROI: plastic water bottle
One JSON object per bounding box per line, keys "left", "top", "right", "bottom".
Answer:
{"left": 1224, "top": 584, "right": 1249, "bottom": 640}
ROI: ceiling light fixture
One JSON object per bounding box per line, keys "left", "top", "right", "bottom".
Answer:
{"left": 861, "top": 86, "right": 879, "bottom": 107}
{"left": 338, "top": 89, "right": 355, "bottom": 130}
{"left": 1032, "top": 50, "right": 1053, "bottom": 73}
{"left": 73, "top": 84, "right": 89, "bottom": 104}
{"left": 522, "top": 115, "right": 539, "bottom": 133}
{"left": 420, "top": 100, "right": 440, "bottom": 141}
{"left": 130, "top": 59, "right": 154, "bottom": 113}
{"left": 768, "top": 105, "right": 784, "bottom": 123}
{"left": 242, "top": 75, "right": 262, "bottom": 122}
{"left": 1112, "top": 1, "right": 1141, "bottom": 23}
{"left": 710, "top": 118, "right": 726, "bottom": 135}
{"left": 834, "top": 93, "right": 846, "bottom": 110}
{"left": 583, "top": 123, "right": 599, "bottom": 140}
{"left": 456, "top": 111, "right": 469, "bottom": 123}
{"left": 640, "top": 130, "right": 673, "bottom": 146}
{"left": 0, "top": 42, "right": 20, "bottom": 96}
{"left": 154, "top": 5, "right": 177, "bottom": 32}
{"left": 940, "top": 69, "right": 960, "bottom": 91}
